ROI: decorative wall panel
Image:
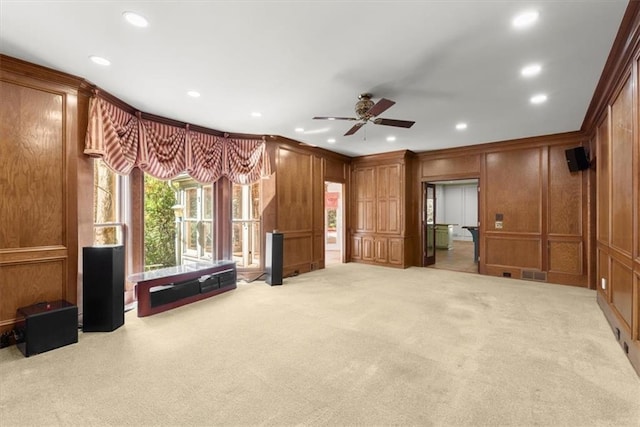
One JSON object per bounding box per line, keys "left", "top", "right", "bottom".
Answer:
{"left": 421, "top": 155, "right": 480, "bottom": 179}
{"left": 388, "top": 238, "right": 403, "bottom": 266}
{"left": 610, "top": 75, "right": 634, "bottom": 256}
{"left": 549, "top": 241, "right": 582, "bottom": 274}
{"left": 354, "top": 167, "right": 375, "bottom": 232}
{"left": 283, "top": 235, "right": 313, "bottom": 267}
{"left": 597, "top": 116, "right": 610, "bottom": 243}
{"left": 1, "top": 57, "right": 85, "bottom": 333}
{"left": 0, "top": 260, "right": 64, "bottom": 322}
{"left": 485, "top": 148, "right": 542, "bottom": 234}
{"left": 0, "top": 83, "right": 64, "bottom": 249}
{"left": 277, "top": 147, "right": 312, "bottom": 232}
{"left": 485, "top": 237, "right": 541, "bottom": 270}
{"left": 611, "top": 258, "right": 633, "bottom": 329}
{"left": 548, "top": 145, "right": 583, "bottom": 236}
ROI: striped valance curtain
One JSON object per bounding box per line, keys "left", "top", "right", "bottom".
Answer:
{"left": 186, "top": 130, "right": 225, "bottom": 183}
{"left": 224, "top": 138, "right": 270, "bottom": 185}
{"left": 84, "top": 96, "right": 139, "bottom": 175}
{"left": 85, "top": 97, "right": 270, "bottom": 183}
{"left": 138, "top": 120, "right": 186, "bottom": 180}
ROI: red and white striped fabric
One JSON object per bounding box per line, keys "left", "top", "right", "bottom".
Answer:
{"left": 224, "top": 137, "right": 271, "bottom": 185}
{"left": 84, "top": 97, "right": 139, "bottom": 175}
{"left": 138, "top": 119, "right": 187, "bottom": 180}
{"left": 85, "top": 96, "right": 270, "bottom": 184}
{"left": 186, "top": 131, "right": 225, "bottom": 183}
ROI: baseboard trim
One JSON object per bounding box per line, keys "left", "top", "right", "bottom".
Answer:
{"left": 597, "top": 293, "right": 640, "bottom": 377}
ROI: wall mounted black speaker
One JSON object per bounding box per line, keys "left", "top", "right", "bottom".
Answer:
{"left": 565, "top": 147, "right": 590, "bottom": 172}
{"left": 83, "top": 245, "right": 125, "bottom": 332}
{"left": 265, "top": 232, "right": 283, "bottom": 286}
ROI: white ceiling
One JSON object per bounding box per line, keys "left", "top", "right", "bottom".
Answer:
{"left": 0, "top": 1, "right": 628, "bottom": 157}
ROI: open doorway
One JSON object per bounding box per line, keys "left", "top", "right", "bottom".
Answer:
{"left": 423, "top": 179, "right": 479, "bottom": 273}
{"left": 325, "top": 182, "right": 344, "bottom": 265}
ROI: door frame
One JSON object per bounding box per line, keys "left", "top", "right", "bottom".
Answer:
{"left": 420, "top": 177, "right": 481, "bottom": 271}
{"left": 324, "top": 181, "right": 344, "bottom": 264}
{"left": 422, "top": 182, "right": 436, "bottom": 266}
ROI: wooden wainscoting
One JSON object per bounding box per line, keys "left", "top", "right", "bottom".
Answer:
{"left": 418, "top": 131, "right": 589, "bottom": 287}
{"left": 586, "top": 2, "right": 640, "bottom": 375}
{"left": 0, "top": 56, "right": 88, "bottom": 333}
{"left": 350, "top": 151, "right": 416, "bottom": 268}
{"left": 268, "top": 140, "right": 350, "bottom": 276}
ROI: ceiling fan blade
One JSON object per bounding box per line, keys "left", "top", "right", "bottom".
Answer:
{"left": 344, "top": 122, "right": 365, "bottom": 136}
{"left": 366, "top": 98, "right": 395, "bottom": 117}
{"left": 373, "top": 118, "right": 415, "bottom": 128}
{"left": 313, "top": 116, "right": 358, "bottom": 121}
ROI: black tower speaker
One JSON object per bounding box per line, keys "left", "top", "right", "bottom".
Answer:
{"left": 83, "top": 245, "right": 125, "bottom": 332}
{"left": 265, "top": 232, "right": 283, "bottom": 286}
{"left": 565, "top": 147, "right": 590, "bottom": 172}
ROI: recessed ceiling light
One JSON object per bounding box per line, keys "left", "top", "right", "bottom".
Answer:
{"left": 187, "top": 91, "right": 200, "bottom": 98}
{"left": 455, "top": 122, "right": 468, "bottom": 130}
{"left": 530, "top": 93, "right": 548, "bottom": 104}
{"left": 327, "top": 117, "right": 336, "bottom": 121}
{"left": 89, "top": 55, "right": 111, "bottom": 66}
{"left": 327, "top": 138, "right": 336, "bottom": 144}
{"left": 521, "top": 63, "right": 542, "bottom": 77}
{"left": 386, "top": 136, "right": 396, "bottom": 142}
{"left": 513, "top": 10, "right": 539, "bottom": 28}
{"left": 295, "top": 128, "right": 304, "bottom": 133}
{"left": 303, "top": 127, "right": 330, "bottom": 135}
{"left": 123, "top": 11, "right": 149, "bottom": 28}
{"left": 251, "top": 112, "right": 262, "bottom": 118}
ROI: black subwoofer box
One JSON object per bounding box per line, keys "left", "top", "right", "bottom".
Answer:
{"left": 16, "top": 300, "right": 78, "bottom": 357}
{"left": 83, "top": 245, "right": 125, "bottom": 332}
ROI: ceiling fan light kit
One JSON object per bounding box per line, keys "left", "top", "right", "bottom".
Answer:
{"left": 354, "top": 93, "right": 375, "bottom": 118}
{"left": 314, "top": 93, "right": 415, "bottom": 137}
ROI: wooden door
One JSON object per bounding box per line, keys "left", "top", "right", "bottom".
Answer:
{"left": 423, "top": 183, "right": 436, "bottom": 266}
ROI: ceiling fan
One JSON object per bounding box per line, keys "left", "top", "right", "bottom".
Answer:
{"left": 313, "top": 93, "right": 415, "bottom": 136}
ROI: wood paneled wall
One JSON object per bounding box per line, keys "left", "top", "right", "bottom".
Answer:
{"left": 418, "top": 132, "right": 589, "bottom": 286}
{"left": 555, "top": 1, "right": 640, "bottom": 375}
{"left": 350, "top": 150, "right": 417, "bottom": 268}
{"left": 264, "top": 138, "right": 350, "bottom": 277}
{"left": 585, "top": 1, "right": 640, "bottom": 375}
{"left": 0, "top": 56, "right": 91, "bottom": 333}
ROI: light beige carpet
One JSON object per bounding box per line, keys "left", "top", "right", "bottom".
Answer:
{"left": 1, "top": 263, "right": 638, "bottom": 426}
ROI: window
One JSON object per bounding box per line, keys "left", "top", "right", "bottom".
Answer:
{"left": 144, "top": 175, "right": 177, "bottom": 269}
{"left": 182, "top": 185, "right": 214, "bottom": 259}
{"left": 156, "top": 175, "right": 215, "bottom": 265}
{"left": 143, "top": 175, "right": 214, "bottom": 269}
{"left": 232, "top": 182, "right": 260, "bottom": 268}
{"left": 93, "top": 159, "right": 124, "bottom": 245}
{"left": 184, "top": 187, "right": 199, "bottom": 254}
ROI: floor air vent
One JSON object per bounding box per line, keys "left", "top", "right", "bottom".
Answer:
{"left": 522, "top": 270, "right": 547, "bottom": 282}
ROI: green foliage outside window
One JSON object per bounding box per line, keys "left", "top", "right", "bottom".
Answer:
{"left": 144, "top": 176, "right": 176, "bottom": 268}
{"left": 327, "top": 209, "right": 337, "bottom": 229}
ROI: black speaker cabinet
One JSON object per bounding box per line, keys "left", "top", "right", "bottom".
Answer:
{"left": 83, "top": 245, "right": 125, "bottom": 332}
{"left": 265, "top": 232, "right": 283, "bottom": 286}
{"left": 16, "top": 300, "right": 78, "bottom": 357}
{"left": 565, "top": 146, "right": 590, "bottom": 172}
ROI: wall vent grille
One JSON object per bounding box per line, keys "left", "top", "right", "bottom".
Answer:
{"left": 521, "top": 270, "right": 547, "bottom": 282}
